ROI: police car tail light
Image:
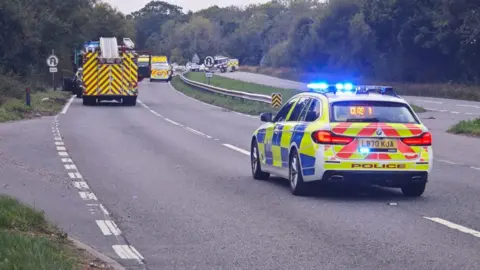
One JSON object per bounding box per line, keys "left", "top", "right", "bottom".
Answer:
{"left": 312, "top": 131, "right": 353, "bottom": 145}
{"left": 401, "top": 132, "right": 432, "bottom": 146}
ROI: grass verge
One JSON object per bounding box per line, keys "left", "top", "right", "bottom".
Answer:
{"left": 0, "top": 90, "right": 71, "bottom": 122}
{"left": 410, "top": 104, "right": 426, "bottom": 113}
{"left": 172, "top": 76, "right": 277, "bottom": 115}
{"left": 447, "top": 118, "right": 480, "bottom": 137}
{"left": 0, "top": 194, "right": 108, "bottom": 269}
{"left": 239, "top": 66, "right": 480, "bottom": 102}
{"left": 185, "top": 72, "right": 296, "bottom": 100}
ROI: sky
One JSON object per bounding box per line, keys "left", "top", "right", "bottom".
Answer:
{"left": 103, "top": 0, "right": 270, "bottom": 14}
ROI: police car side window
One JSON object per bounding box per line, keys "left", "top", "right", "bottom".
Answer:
{"left": 304, "top": 99, "right": 321, "bottom": 122}
{"left": 273, "top": 98, "right": 297, "bottom": 122}
{"left": 287, "top": 97, "right": 310, "bottom": 121}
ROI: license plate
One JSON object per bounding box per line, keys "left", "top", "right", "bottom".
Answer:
{"left": 358, "top": 138, "right": 396, "bottom": 149}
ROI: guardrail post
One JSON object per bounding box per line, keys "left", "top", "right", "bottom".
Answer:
{"left": 25, "top": 87, "right": 31, "bottom": 106}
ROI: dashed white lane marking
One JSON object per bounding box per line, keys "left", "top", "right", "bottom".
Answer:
{"left": 470, "top": 167, "right": 480, "bottom": 171}
{"left": 113, "top": 245, "right": 144, "bottom": 260}
{"left": 78, "top": 191, "right": 98, "bottom": 200}
{"left": 164, "top": 118, "right": 181, "bottom": 126}
{"left": 222, "top": 143, "right": 250, "bottom": 155}
{"left": 451, "top": 111, "right": 460, "bottom": 114}
{"left": 185, "top": 127, "right": 212, "bottom": 138}
{"left": 457, "top": 104, "right": 480, "bottom": 109}
{"left": 53, "top": 114, "right": 144, "bottom": 261}
{"left": 68, "top": 172, "right": 82, "bottom": 179}
{"left": 64, "top": 164, "right": 77, "bottom": 170}
{"left": 61, "top": 95, "right": 75, "bottom": 114}
{"left": 424, "top": 217, "right": 480, "bottom": 238}
{"left": 96, "top": 220, "right": 122, "bottom": 236}
{"left": 73, "top": 181, "right": 89, "bottom": 190}
{"left": 416, "top": 99, "right": 443, "bottom": 104}
{"left": 437, "top": 159, "right": 461, "bottom": 165}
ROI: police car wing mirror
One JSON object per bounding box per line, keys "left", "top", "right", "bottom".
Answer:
{"left": 260, "top": 112, "right": 273, "bottom": 122}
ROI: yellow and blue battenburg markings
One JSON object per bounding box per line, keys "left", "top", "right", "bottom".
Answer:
{"left": 257, "top": 123, "right": 316, "bottom": 176}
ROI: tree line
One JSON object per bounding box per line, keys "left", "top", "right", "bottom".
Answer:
{"left": 0, "top": 0, "right": 133, "bottom": 102}
{"left": 1, "top": 0, "right": 479, "bottom": 103}
{"left": 133, "top": 0, "right": 480, "bottom": 84}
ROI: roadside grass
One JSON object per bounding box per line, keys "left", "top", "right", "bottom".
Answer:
{"left": 447, "top": 118, "right": 480, "bottom": 137}
{"left": 0, "top": 194, "right": 104, "bottom": 269}
{"left": 0, "top": 90, "right": 71, "bottom": 122}
{"left": 239, "top": 66, "right": 480, "bottom": 102}
{"left": 410, "top": 104, "right": 426, "bottom": 113}
{"left": 171, "top": 76, "right": 277, "bottom": 115}
{"left": 185, "top": 72, "right": 296, "bottom": 100}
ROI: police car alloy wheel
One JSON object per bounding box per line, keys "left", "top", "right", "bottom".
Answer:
{"left": 251, "top": 140, "right": 269, "bottom": 180}
{"left": 289, "top": 150, "right": 307, "bottom": 195}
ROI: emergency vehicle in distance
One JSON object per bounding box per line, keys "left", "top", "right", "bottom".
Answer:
{"left": 137, "top": 54, "right": 151, "bottom": 79}
{"left": 212, "top": 55, "right": 239, "bottom": 73}
{"left": 250, "top": 83, "right": 432, "bottom": 197}
{"left": 150, "top": 55, "right": 173, "bottom": 82}
{"left": 80, "top": 37, "right": 143, "bottom": 106}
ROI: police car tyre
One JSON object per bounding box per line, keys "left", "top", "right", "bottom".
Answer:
{"left": 123, "top": 97, "right": 137, "bottom": 106}
{"left": 289, "top": 149, "right": 307, "bottom": 196}
{"left": 401, "top": 182, "right": 426, "bottom": 197}
{"left": 251, "top": 140, "right": 270, "bottom": 180}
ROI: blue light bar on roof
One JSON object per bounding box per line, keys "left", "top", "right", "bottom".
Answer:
{"left": 84, "top": 41, "right": 99, "bottom": 48}
{"left": 307, "top": 82, "right": 355, "bottom": 92}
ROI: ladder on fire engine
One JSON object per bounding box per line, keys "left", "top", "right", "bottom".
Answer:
{"left": 99, "top": 37, "right": 119, "bottom": 59}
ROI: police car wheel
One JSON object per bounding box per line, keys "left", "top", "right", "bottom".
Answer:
{"left": 289, "top": 149, "right": 307, "bottom": 196}
{"left": 251, "top": 140, "right": 269, "bottom": 180}
{"left": 401, "top": 182, "right": 426, "bottom": 197}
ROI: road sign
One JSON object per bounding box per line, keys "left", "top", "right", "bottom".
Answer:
{"left": 271, "top": 93, "right": 282, "bottom": 108}
{"left": 49, "top": 67, "right": 57, "bottom": 73}
{"left": 205, "top": 72, "right": 213, "bottom": 78}
{"left": 204, "top": 56, "right": 214, "bottom": 68}
{"left": 46, "top": 55, "right": 59, "bottom": 67}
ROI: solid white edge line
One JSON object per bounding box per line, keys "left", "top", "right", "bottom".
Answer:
{"left": 222, "top": 143, "right": 250, "bottom": 155}
{"left": 99, "top": 204, "right": 110, "bottom": 215}
{"left": 61, "top": 95, "right": 75, "bottom": 114}
{"left": 424, "top": 217, "right": 480, "bottom": 238}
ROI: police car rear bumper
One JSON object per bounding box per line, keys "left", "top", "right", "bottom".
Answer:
{"left": 320, "top": 170, "right": 428, "bottom": 187}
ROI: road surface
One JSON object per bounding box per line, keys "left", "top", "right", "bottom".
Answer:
{"left": 45, "top": 79, "right": 480, "bottom": 269}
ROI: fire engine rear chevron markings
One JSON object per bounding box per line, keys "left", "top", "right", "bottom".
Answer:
{"left": 83, "top": 52, "right": 98, "bottom": 95}
{"left": 271, "top": 93, "right": 282, "bottom": 108}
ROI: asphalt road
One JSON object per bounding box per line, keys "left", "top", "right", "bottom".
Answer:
{"left": 46, "top": 79, "right": 480, "bottom": 269}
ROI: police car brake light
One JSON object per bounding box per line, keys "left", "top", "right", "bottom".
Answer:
{"left": 401, "top": 132, "right": 432, "bottom": 146}
{"left": 312, "top": 130, "right": 353, "bottom": 145}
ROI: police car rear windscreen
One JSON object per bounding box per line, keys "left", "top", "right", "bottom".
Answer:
{"left": 330, "top": 101, "right": 419, "bottom": 124}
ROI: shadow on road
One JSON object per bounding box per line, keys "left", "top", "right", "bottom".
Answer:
{"left": 267, "top": 176, "right": 424, "bottom": 202}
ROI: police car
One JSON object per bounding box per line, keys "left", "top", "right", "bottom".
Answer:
{"left": 250, "top": 83, "right": 432, "bottom": 196}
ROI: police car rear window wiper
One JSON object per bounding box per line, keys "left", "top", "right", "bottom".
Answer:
{"left": 345, "top": 118, "right": 380, "bottom": 122}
